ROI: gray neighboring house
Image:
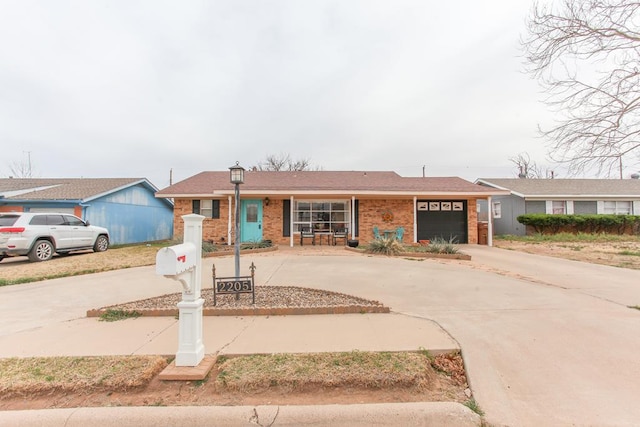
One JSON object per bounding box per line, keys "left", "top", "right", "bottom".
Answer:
{"left": 475, "top": 178, "right": 640, "bottom": 236}
{"left": 0, "top": 178, "right": 174, "bottom": 245}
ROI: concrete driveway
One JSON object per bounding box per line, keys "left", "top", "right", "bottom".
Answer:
{"left": 1, "top": 246, "right": 640, "bottom": 426}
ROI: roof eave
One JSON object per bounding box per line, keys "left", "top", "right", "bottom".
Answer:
{"left": 83, "top": 179, "right": 152, "bottom": 202}
{"left": 157, "top": 189, "right": 508, "bottom": 198}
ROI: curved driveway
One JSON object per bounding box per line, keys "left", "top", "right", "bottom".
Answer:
{"left": 1, "top": 246, "right": 640, "bottom": 426}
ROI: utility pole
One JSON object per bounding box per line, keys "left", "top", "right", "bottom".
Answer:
{"left": 24, "top": 151, "right": 32, "bottom": 177}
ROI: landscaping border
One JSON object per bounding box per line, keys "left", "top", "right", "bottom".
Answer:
{"left": 204, "top": 246, "right": 278, "bottom": 257}
{"left": 87, "top": 305, "right": 389, "bottom": 318}
{"left": 344, "top": 246, "right": 471, "bottom": 260}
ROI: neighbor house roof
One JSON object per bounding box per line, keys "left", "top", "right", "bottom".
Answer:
{"left": 0, "top": 178, "right": 160, "bottom": 202}
{"left": 157, "top": 171, "right": 505, "bottom": 198}
{"left": 475, "top": 178, "right": 640, "bottom": 199}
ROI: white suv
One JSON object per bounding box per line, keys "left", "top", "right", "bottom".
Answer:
{"left": 0, "top": 212, "right": 110, "bottom": 262}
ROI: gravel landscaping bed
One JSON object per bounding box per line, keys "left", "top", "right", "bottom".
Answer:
{"left": 88, "top": 286, "right": 389, "bottom": 317}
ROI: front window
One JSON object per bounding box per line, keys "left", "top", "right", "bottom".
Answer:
{"left": 192, "top": 200, "right": 220, "bottom": 218}
{"left": 552, "top": 201, "right": 566, "bottom": 214}
{"left": 603, "top": 201, "right": 632, "bottom": 215}
{"left": 293, "top": 200, "right": 350, "bottom": 233}
{"left": 492, "top": 202, "right": 502, "bottom": 219}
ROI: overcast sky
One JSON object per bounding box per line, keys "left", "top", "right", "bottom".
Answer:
{"left": 1, "top": 0, "right": 571, "bottom": 189}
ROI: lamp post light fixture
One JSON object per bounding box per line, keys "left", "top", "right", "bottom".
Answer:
{"left": 229, "top": 162, "right": 245, "bottom": 280}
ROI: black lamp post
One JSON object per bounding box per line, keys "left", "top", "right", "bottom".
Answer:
{"left": 229, "top": 162, "right": 245, "bottom": 279}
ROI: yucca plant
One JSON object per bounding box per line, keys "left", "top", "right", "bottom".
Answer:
{"left": 365, "top": 237, "right": 405, "bottom": 255}
{"left": 424, "top": 236, "right": 459, "bottom": 254}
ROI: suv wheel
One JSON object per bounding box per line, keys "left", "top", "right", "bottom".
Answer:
{"left": 29, "top": 240, "right": 54, "bottom": 262}
{"left": 93, "top": 235, "right": 109, "bottom": 252}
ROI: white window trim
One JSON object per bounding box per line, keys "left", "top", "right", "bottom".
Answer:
{"left": 292, "top": 199, "right": 351, "bottom": 234}
{"left": 492, "top": 201, "right": 502, "bottom": 219}
{"left": 597, "top": 200, "right": 638, "bottom": 215}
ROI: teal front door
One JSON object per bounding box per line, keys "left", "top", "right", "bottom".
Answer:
{"left": 240, "top": 199, "right": 263, "bottom": 242}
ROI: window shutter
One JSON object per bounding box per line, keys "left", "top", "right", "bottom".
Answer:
{"left": 282, "top": 199, "right": 291, "bottom": 237}
{"left": 212, "top": 200, "right": 220, "bottom": 219}
{"left": 283, "top": 199, "right": 291, "bottom": 237}
{"left": 192, "top": 200, "right": 200, "bottom": 214}
{"left": 354, "top": 200, "right": 359, "bottom": 237}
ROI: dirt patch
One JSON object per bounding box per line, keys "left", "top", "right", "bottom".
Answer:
{"left": 494, "top": 239, "right": 640, "bottom": 270}
{"left": 0, "top": 352, "right": 468, "bottom": 411}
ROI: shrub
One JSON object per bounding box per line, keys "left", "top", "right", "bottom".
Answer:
{"left": 240, "top": 240, "right": 273, "bottom": 250}
{"left": 517, "top": 214, "right": 640, "bottom": 235}
{"left": 202, "top": 241, "right": 218, "bottom": 254}
{"left": 424, "top": 236, "right": 459, "bottom": 254}
{"left": 365, "top": 237, "right": 405, "bottom": 255}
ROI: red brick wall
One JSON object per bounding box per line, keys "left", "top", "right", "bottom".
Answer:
{"left": 467, "top": 199, "right": 478, "bottom": 244}
{"left": 357, "top": 199, "right": 414, "bottom": 244}
{"left": 173, "top": 198, "right": 232, "bottom": 244}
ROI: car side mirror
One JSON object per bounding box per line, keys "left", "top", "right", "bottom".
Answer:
{"left": 84, "top": 221, "right": 90, "bottom": 226}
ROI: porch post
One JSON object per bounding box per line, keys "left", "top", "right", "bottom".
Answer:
{"left": 227, "top": 195, "right": 232, "bottom": 245}
{"left": 290, "top": 196, "right": 294, "bottom": 247}
{"left": 487, "top": 196, "right": 493, "bottom": 247}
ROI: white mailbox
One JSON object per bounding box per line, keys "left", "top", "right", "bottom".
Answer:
{"left": 156, "top": 243, "right": 197, "bottom": 276}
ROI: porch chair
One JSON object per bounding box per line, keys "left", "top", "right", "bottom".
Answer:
{"left": 395, "top": 226, "right": 405, "bottom": 242}
{"left": 333, "top": 228, "right": 348, "bottom": 246}
{"left": 300, "top": 227, "right": 315, "bottom": 246}
{"left": 373, "top": 226, "right": 381, "bottom": 239}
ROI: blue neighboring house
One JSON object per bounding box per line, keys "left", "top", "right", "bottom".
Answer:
{"left": 0, "top": 178, "right": 174, "bottom": 245}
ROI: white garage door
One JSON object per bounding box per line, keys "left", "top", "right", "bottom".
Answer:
{"left": 28, "top": 208, "right": 76, "bottom": 214}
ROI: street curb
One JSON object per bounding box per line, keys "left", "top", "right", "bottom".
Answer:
{"left": 0, "top": 402, "right": 481, "bottom": 427}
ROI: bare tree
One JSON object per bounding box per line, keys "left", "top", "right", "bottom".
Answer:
{"left": 522, "top": 0, "right": 640, "bottom": 178}
{"left": 7, "top": 152, "right": 35, "bottom": 178}
{"left": 509, "top": 152, "right": 546, "bottom": 178}
{"left": 253, "top": 153, "right": 317, "bottom": 171}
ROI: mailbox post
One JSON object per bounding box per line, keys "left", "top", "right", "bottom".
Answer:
{"left": 156, "top": 214, "right": 205, "bottom": 367}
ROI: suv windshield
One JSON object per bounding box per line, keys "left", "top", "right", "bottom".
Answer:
{"left": 0, "top": 215, "right": 20, "bottom": 226}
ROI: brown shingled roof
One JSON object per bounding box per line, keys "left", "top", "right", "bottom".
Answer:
{"left": 0, "top": 178, "right": 150, "bottom": 201}
{"left": 156, "top": 171, "right": 503, "bottom": 197}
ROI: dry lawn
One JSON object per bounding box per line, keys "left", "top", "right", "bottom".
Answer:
{"left": 0, "top": 351, "right": 468, "bottom": 410}
{"left": 493, "top": 237, "right": 640, "bottom": 270}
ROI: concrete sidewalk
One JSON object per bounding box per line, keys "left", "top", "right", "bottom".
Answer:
{"left": 0, "top": 312, "right": 459, "bottom": 358}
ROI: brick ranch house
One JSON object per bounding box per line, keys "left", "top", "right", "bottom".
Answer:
{"left": 155, "top": 170, "right": 506, "bottom": 247}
